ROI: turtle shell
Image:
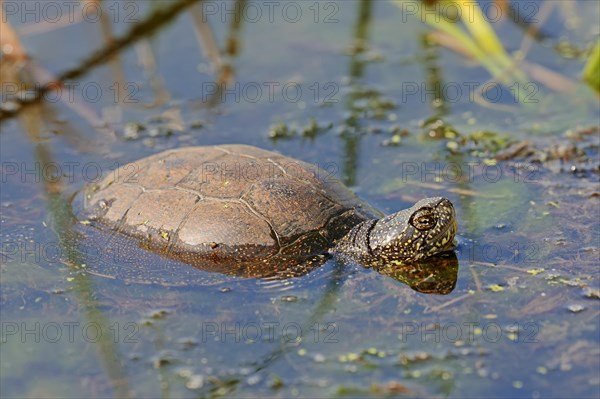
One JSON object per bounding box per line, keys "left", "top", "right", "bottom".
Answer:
{"left": 80, "top": 145, "right": 382, "bottom": 279}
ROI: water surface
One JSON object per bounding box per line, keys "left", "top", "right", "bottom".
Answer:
{"left": 1, "top": 1, "right": 599, "bottom": 398}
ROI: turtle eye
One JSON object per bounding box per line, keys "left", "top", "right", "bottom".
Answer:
{"left": 410, "top": 208, "right": 437, "bottom": 231}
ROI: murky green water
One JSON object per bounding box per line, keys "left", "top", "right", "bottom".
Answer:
{"left": 1, "top": 1, "right": 599, "bottom": 398}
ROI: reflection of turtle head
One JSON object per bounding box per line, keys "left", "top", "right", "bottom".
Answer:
{"left": 374, "top": 251, "right": 459, "bottom": 295}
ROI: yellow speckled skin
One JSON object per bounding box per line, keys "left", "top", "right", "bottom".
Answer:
{"left": 333, "top": 198, "right": 456, "bottom": 265}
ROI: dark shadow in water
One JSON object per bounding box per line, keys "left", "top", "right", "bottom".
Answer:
{"left": 419, "top": 35, "right": 449, "bottom": 118}
{"left": 507, "top": 2, "right": 553, "bottom": 43}
{"left": 340, "top": 0, "right": 373, "bottom": 186}
{"left": 189, "top": 0, "right": 245, "bottom": 108}
{"left": 33, "top": 144, "right": 135, "bottom": 398}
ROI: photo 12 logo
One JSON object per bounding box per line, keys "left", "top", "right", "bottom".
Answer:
{"left": 398, "top": 321, "right": 539, "bottom": 343}
{"left": 199, "top": 81, "right": 339, "bottom": 105}
{"left": 1, "top": 81, "right": 140, "bottom": 105}
{"left": 200, "top": 1, "right": 340, "bottom": 24}
{"left": 1, "top": 321, "right": 139, "bottom": 344}
{"left": 2, "top": 1, "right": 141, "bottom": 24}
{"left": 398, "top": 161, "right": 540, "bottom": 184}
{"left": 1, "top": 161, "right": 107, "bottom": 184}
{"left": 397, "top": 1, "right": 539, "bottom": 24}
{"left": 400, "top": 81, "right": 539, "bottom": 104}
{"left": 199, "top": 321, "right": 339, "bottom": 344}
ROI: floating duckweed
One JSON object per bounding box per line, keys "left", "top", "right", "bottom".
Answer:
{"left": 582, "top": 287, "right": 600, "bottom": 298}
{"left": 474, "top": 328, "right": 482, "bottom": 336}
{"left": 344, "top": 364, "right": 358, "bottom": 373}
{"left": 504, "top": 325, "right": 519, "bottom": 333}
{"left": 297, "top": 348, "right": 307, "bottom": 356}
{"left": 444, "top": 130, "right": 458, "bottom": 139}
{"left": 536, "top": 366, "right": 548, "bottom": 375}
{"left": 150, "top": 309, "right": 168, "bottom": 319}
{"left": 559, "top": 278, "right": 585, "bottom": 287}
{"left": 185, "top": 374, "right": 204, "bottom": 389}
{"left": 446, "top": 141, "right": 459, "bottom": 151}
{"left": 177, "top": 368, "right": 193, "bottom": 378}
{"left": 189, "top": 120, "right": 204, "bottom": 129}
{"left": 527, "top": 268, "right": 545, "bottom": 275}
{"left": 280, "top": 295, "right": 298, "bottom": 303}
{"left": 246, "top": 374, "right": 261, "bottom": 386}
{"left": 513, "top": 380, "right": 524, "bottom": 389}
{"left": 268, "top": 123, "right": 296, "bottom": 139}
{"left": 339, "top": 353, "right": 362, "bottom": 362}
{"left": 123, "top": 122, "right": 145, "bottom": 140}
{"left": 488, "top": 284, "right": 505, "bottom": 292}
{"left": 178, "top": 337, "right": 198, "bottom": 350}
{"left": 153, "top": 351, "right": 176, "bottom": 369}
{"left": 391, "top": 135, "right": 402, "bottom": 145}
{"left": 408, "top": 370, "right": 422, "bottom": 378}
{"left": 300, "top": 118, "right": 332, "bottom": 139}
{"left": 567, "top": 304, "right": 585, "bottom": 313}
{"left": 269, "top": 374, "right": 284, "bottom": 389}
{"left": 364, "top": 347, "right": 386, "bottom": 357}
{"left": 313, "top": 353, "right": 326, "bottom": 363}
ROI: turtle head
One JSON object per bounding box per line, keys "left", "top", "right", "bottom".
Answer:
{"left": 369, "top": 197, "right": 456, "bottom": 262}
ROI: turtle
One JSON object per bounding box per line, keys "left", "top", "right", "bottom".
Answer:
{"left": 77, "top": 144, "right": 457, "bottom": 283}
